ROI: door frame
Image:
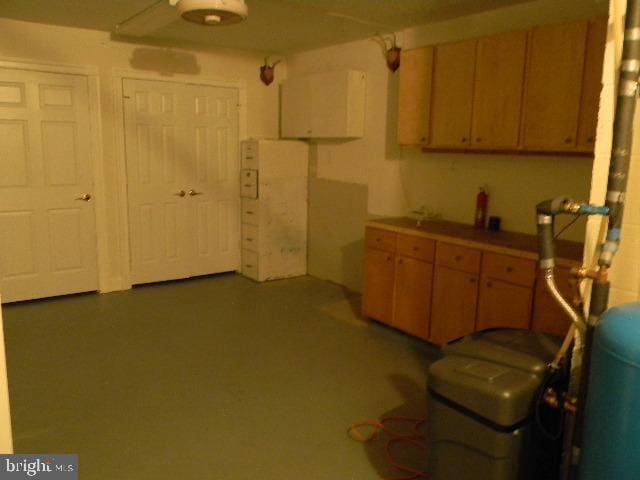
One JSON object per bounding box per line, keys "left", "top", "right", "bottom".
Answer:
{"left": 0, "top": 57, "right": 109, "bottom": 293}
{"left": 112, "top": 69, "right": 247, "bottom": 290}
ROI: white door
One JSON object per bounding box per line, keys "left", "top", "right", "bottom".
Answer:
{"left": 0, "top": 68, "right": 98, "bottom": 303}
{"left": 123, "top": 79, "right": 240, "bottom": 284}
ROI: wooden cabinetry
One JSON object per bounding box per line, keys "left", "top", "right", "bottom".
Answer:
{"left": 362, "top": 220, "right": 582, "bottom": 345}
{"left": 577, "top": 17, "right": 608, "bottom": 151}
{"left": 476, "top": 252, "right": 536, "bottom": 330}
{"left": 281, "top": 70, "right": 366, "bottom": 139}
{"left": 362, "top": 228, "right": 434, "bottom": 339}
{"left": 397, "top": 47, "right": 434, "bottom": 146}
{"left": 471, "top": 30, "right": 527, "bottom": 149}
{"left": 521, "top": 21, "right": 588, "bottom": 150}
{"left": 430, "top": 40, "right": 477, "bottom": 148}
{"left": 397, "top": 18, "right": 606, "bottom": 155}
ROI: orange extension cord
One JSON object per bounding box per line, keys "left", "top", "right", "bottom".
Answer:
{"left": 348, "top": 416, "right": 429, "bottom": 480}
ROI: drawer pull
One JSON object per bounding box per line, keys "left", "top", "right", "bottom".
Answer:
{"left": 412, "top": 246, "right": 420, "bottom": 251}
{"left": 376, "top": 238, "right": 382, "bottom": 242}
{"left": 244, "top": 264, "right": 253, "bottom": 268}
{"left": 387, "top": 256, "right": 392, "bottom": 261}
{"left": 245, "top": 211, "right": 254, "bottom": 215}
{"left": 455, "top": 255, "right": 462, "bottom": 261}
{"left": 245, "top": 238, "right": 253, "bottom": 242}
{"left": 506, "top": 266, "right": 514, "bottom": 273}
{"left": 398, "top": 259, "right": 404, "bottom": 265}
{"left": 486, "top": 281, "right": 493, "bottom": 288}
{"left": 469, "top": 278, "right": 476, "bottom": 283}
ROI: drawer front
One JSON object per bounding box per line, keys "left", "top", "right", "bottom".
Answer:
{"left": 242, "top": 224, "right": 259, "bottom": 251}
{"left": 241, "top": 249, "right": 259, "bottom": 280}
{"left": 482, "top": 252, "right": 536, "bottom": 287}
{"left": 435, "top": 242, "right": 481, "bottom": 274}
{"left": 241, "top": 141, "right": 259, "bottom": 170}
{"left": 240, "top": 169, "right": 258, "bottom": 198}
{"left": 365, "top": 227, "right": 397, "bottom": 253}
{"left": 396, "top": 234, "right": 435, "bottom": 262}
{"left": 241, "top": 199, "right": 260, "bottom": 226}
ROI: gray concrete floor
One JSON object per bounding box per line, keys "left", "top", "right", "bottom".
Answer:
{"left": 2, "top": 274, "right": 439, "bottom": 479}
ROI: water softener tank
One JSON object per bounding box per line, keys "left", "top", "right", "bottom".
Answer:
{"left": 580, "top": 303, "right": 640, "bottom": 479}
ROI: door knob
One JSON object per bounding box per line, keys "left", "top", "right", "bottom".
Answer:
{"left": 174, "top": 190, "right": 186, "bottom": 197}
{"left": 188, "top": 190, "right": 203, "bottom": 196}
{"left": 75, "top": 193, "right": 92, "bottom": 202}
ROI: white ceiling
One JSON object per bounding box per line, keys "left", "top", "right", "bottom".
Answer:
{"left": 0, "top": 0, "right": 560, "bottom": 54}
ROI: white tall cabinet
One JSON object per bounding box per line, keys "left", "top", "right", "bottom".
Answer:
{"left": 240, "top": 140, "right": 308, "bottom": 281}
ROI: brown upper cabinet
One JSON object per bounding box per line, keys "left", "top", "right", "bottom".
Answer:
{"left": 577, "top": 17, "right": 608, "bottom": 151}
{"left": 397, "top": 18, "right": 607, "bottom": 155}
{"left": 521, "top": 21, "right": 588, "bottom": 150}
{"left": 397, "top": 47, "right": 434, "bottom": 146}
{"left": 430, "top": 40, "right": 477, "bottom": 148}
{"left": 472, "top": 30, "right": 527, "bottom": 149}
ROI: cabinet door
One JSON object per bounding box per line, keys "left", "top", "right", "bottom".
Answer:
{"left": 430, "top": 40, "right": 477, "bottom": 148}
{"left": 281, "top": 76, "right": 311, "bottom": 137}
{"left": 430, "top": 265, "right": 479, "bottom": 345}
{"left": 362, "top": 248, "right": 395, "bottom": 325}
{"left": 477, "top": 278, "right": 533, "bottom": 331}
{"left": 577, "top": 17, "right": 608, "bottom": 151}
{"left": 531, "top": 266, "right": 573, "bottom": 336}
{"left": 522, "top": 21, "right": 588, "bottom": 150}
{"left": 393, "top": 256, "right": 433, "bottom": 340}
{"left": 471, "top": 31, "right": 527, "bottom": 149}
{"left": 397, "top": 47, "right": 434, "bottom": 146}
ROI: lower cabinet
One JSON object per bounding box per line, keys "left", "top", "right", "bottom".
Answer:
{"left": 362, "top": 229, "right": 434, "bottom": 339}
{"left": 430, "top": 265, "right": 479, "bottom": 345}
{"left": 362, "top": 225, "right": 579, "bottom": 345}
{"left": 477, "top": 278, "right": 533, "bottom": 331}
{"left": 394, "top": 256, "right": 433, "bottom": 340}
{"left": 362, "top": 248, "right": 395, "bottom": 325}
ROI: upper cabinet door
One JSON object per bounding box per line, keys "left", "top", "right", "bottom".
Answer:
{"left": 577, "top": 17, "right": 608, "bottom": 151}
{"left": 471, "top": 31, "right": 527, "bottom": 149}
{"left": 397, "top": 47, "right": 434, "bottom": 146}
{"left": 281, "top": 76, "right": 312, "bottom": 137}
{"left": 430, "top": 40, "right": 477, "bottom": 148}
{"left": 522, "top": 21, "right": 588, "bottom": 150}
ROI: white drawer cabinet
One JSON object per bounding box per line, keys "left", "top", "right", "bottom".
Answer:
{"left": 240, "top": 139, "right": 308, "bottom": 282}
{"left": 281, "top": 70, "right": 366, "bottom": 139}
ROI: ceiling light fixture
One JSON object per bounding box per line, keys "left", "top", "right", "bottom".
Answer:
{"left": 175, "top": 0, "right": 248, "bottom": 26}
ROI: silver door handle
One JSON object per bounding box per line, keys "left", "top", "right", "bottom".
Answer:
{"left": 75, "top": 193, "right": 92, "bottom": 202}
{"left": 188, "top": 190, "right": 203, "bottom": 196}
{"left": 174, "top": 190, "right": 186, "bottom": 197}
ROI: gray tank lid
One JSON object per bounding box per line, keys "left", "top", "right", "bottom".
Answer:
{"left": 442, "top": 329, "right": 559, "bottom": 376}
{"left": 428, "top": 355, "right": 542, "bottom": 427}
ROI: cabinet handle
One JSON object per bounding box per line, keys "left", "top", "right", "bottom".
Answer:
{"left": 587, "top": 136, "right": 595, "bottom": 144}
{"left": 487, "top": 281, "right": 493, "bottom": 288}
{"left": 506, "top": 266, "right": 514, "bottom": 273}
{"left": 245, "top": 237, "right": 253, "bottom": 242}
{"left": 376, "top": 238, "right": 382, "bottom": 243}
{"left": 454, "top": 255, "right": 462, "bottom": 261}
{"left": 243, "top": 184, "right": 253, "bottom": 188}
{"left": 398, "top": 259, "right": 404, "bottom": 265}
{"left": 476, "top": 137, "right": 482, "bottom": 143}
{"left": 564, "top": 137, "right": 573, "bottom": 144}
{"left": 469, "top": 277, "right": 476, "bottom": 283}
{"left": 245, "top": 211, "right": 254, "bottom": 215}
{"left": 386, "top": 256, "right": 392, "bottom": 261}
{"left": 412, "top": 246, "right": 419, "bottom": 251}
{"left": 461, "top": 137, "right": 467, "bottom": 143}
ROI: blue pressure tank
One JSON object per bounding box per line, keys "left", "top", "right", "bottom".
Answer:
{"left": 579, "top": 302, "right": 640, "bottom": 480}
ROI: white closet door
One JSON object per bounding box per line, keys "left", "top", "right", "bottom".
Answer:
{"left": 123, "top": 79, "right": 240, "bottom": 284}
{"left": 184, "top": 84, "right": 240, "bottom": 276}
{"left": 0, "top": 68, "right": 98, "bottom": 303}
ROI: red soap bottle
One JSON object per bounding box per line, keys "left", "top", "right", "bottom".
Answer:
{"left": 474, "top": 187, "right": 488, "bottom": 229}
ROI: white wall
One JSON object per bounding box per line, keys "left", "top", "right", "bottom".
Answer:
{"left": 586, "top": 0, "right": 640, "bottom": 306}
{"left": 288, "top": 0, "right": 607, "bottom": 291}
{"left": 0, "top": 18, "right": 283, "bottom": 292}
